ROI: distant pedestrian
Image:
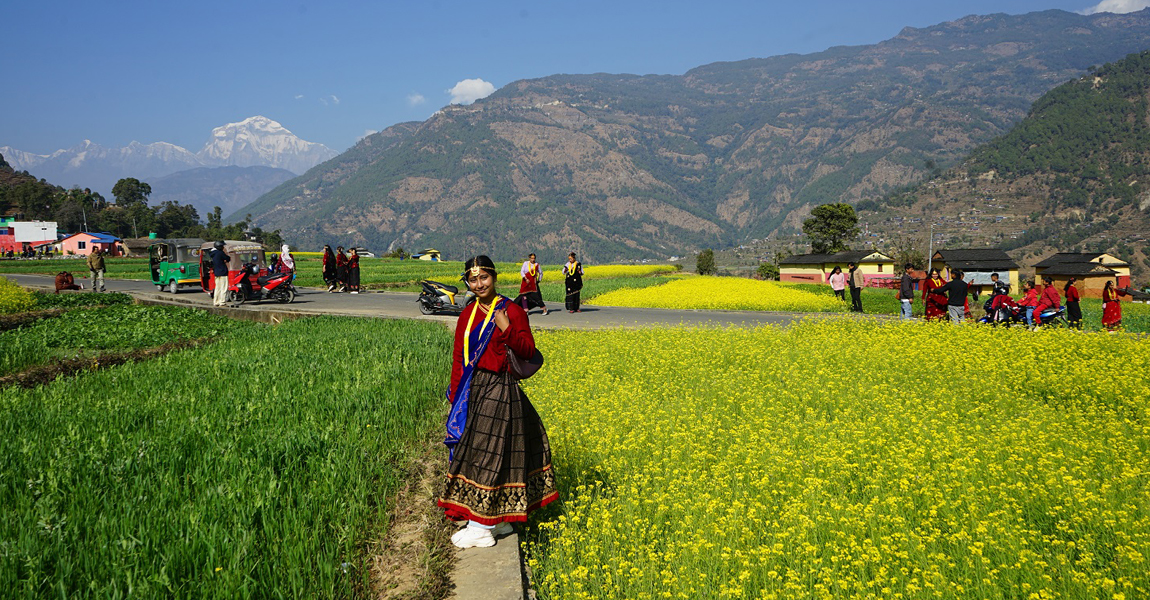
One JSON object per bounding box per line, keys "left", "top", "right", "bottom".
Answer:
{"left": 210, "top": 240, "right": 230, "bottom": 307}
{"left": 322, "top": 245, "right": 337, "bottom": 292}
{"left": 921, "top": 269, "right": 947, "bottom": 321}
{"left": 1102, "top": 280, "right": 1126, "bottom": 331}
{"left": 86, "top": 247, "right": 106, "bottom": 292}
{"left": 335, "top": 246, "right": 349, "bottom": 292}
{"left": 898, "top": 263, "right": 914, "bottom": 320}
{"left": 1032, "top": 276, "right": 1061, "bottom": 329}
{"left": 847, "top": 262, "right": 864, "bottom": 313}
{"left": 348, "top": 248, "right": 361, "bottom": 294}
{"left": 1064, "top": 277, "right": 1082, "bottom": 329}
{"left": 280, "top": 244, "right": 295, "bottom": 279}
{"left": 930, "top": 269, "right": 969, "bottom": 324}
{"left": 1018, "top": 280, "right": 1039, "bottom": 327}
{"left": 563, "top": 252, "right": 584, "bottom": 313}
{"left": 990, "top": 272, "right": 1010, "bottom": 298}
{"left": 828, "top": 266, "right": 845, "bottom": 301}
{"left": 54, "top": 271, "right": 82, "bottom": 293}
{"left": 516, "top": 253, "right": 548, "bottom": 316}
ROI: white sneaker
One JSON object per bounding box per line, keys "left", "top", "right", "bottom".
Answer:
{"left": 452, "top": 526, "right": 495, "bottom": 549}
{"left": 351, "top": 291, "right": 359, "bottom": 294}
{"left": 493, "top": 522, "right": 514, "bottom": 537}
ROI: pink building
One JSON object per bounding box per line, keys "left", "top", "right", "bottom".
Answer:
{"left": 55, "top": 232, "right": 124, "bottom": 256}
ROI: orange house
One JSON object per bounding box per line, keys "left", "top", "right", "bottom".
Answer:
{"left": 55, "top": 232, "right": 124, "bottom": 257}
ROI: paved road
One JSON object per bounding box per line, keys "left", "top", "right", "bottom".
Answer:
{"left": 7, "top": 274, "right": 865, "bottom": 330}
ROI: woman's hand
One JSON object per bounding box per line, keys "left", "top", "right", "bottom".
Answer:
{"left": 492, "top": 307, "right": 510, "bottom": 331}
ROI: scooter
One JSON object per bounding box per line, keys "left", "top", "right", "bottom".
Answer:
{"left": 228, "top": 262, "right": 297, "bottom": 305}
{"left": 1035, "top": 306, "right": 1068, "bottom": 328}
{"left": 418, "top": 279, "right": 475, "bottom": 315}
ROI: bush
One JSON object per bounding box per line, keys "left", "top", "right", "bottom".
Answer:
{"left": 756, "top": 263, "right": 780, "bottom": 281}
{"left": 0, "top": 277, "right": 36, "bottom": 314}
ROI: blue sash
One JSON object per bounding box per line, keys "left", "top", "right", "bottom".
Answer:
{"left": 444, "top": 296, "right": 507, "bottom": 459}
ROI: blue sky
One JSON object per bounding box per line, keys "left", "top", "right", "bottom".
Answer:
{"left": 1, "top": 0, "right": 1141, "bottom": 155}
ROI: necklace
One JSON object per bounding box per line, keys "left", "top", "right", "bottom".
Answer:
{"left": 463, "top": 297, "right": 499, "bottom": 366}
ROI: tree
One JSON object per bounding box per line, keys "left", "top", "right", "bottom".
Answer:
{"left": 891, "top": 237, "right": 927, "bottom": 272}
{"left": 696, "top": 249, "right": 716, "bottom": 275}
{"left": 802, "top": 203, "right": 860, "bottom": 254}
{"left": 111, "top": 178, "right": 154, "bottom": 237}
{"left": 757, "top": 262, "right": 780, "bottom": 280}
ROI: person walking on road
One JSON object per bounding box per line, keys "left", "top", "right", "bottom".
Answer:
{"left": 348, "top": 248, "right": 361, "bottom": 294}
{"left": 929, "top": 269, "right": 969, "bottom": 324}
{"left": 828, "top": 266, "right": 846, "bottom": 301}
{"left": 87, "top": 248, "right": 106, "bottom": 293}
{"left": 563, "top": 252, "right": 584, "bottom": 313}
{"left": 898, "top": 263, "right": 915, "bottom": 320}
{"left": 847, "top": 262, "right": 864, "bottom": 313}
{"left": 437, "top": 255, "right": 558, "bottom": 549}
{"left": 210, "top": 240, "right": 230, "bottom": 307}
{"left": 516, "top": 253, "right": 548, "bottom": 316}
{"left": 335, "top": 246, "right": 349, "bottom": 293}
{"left": 280, "top": 244, "right": 295, "bottom": 279}
{"left": 322, "top": 245, "right": 337, "bottom": 292}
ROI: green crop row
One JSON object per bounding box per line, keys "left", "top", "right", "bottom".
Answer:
{"left": 0, "top": 316, "right": 452, "bottom": 598}
{"left": 30, "top": 291, "right": 135, "bottom": 309}
{"left": 0, "top": 304, "right": 247, "bottom": 377}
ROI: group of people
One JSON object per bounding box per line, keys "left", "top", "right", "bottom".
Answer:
{"left": 899, "top": 266, "right": 1130, "bottom": 330}
{"left": 512, "top": 252, "right": 586, "bottom": 315}
{"left": 321, "top": 245, "right": 361, "bottom": 294}
{"left": 827, "top": 262, "right": 866, "bottom": 312}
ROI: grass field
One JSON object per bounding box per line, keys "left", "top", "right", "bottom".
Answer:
{"left": 523, "top": 321, "right": 1150, "bottom": 600}
{"left": 0, "top": 315, "right": 452, "bottom": 598}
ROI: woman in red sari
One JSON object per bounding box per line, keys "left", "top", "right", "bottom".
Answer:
{"left": 1102, "top": 280, "right": 1126, "bottom": 331}
{"left": 438, "top": 255, "right": 558, "bottom": 548}
{"left": 515, "top": 253, "right": 548, "bottom": 315}
{"left": 921, "top": 268, "right": 948, "bottom": 321}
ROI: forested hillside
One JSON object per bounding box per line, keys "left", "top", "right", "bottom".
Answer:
{"left": 863, "top": 50, "right": 1150, "bottom": 280}
{"left": 239, "top": 9, "right": 1150, "bottom": 263}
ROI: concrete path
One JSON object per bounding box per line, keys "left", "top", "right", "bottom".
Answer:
{"left": 6, "top": 273, "right": 862, "bottom": 330}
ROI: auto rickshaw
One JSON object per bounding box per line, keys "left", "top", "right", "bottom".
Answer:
{"left": 199, "top": 240, "right": 267, "bottom": 301}
{"left": 148, "top": 238, "right": 205, "bottom": 293}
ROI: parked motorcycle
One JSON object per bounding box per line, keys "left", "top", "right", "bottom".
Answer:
{"left": 228, "top": 262, "right": 297, "bottom": 305}
{"left": 417, "top": 279, "right": 474, "bottom": 315}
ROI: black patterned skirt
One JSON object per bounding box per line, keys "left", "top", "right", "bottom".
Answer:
{"left": 437, "top": 369, "right": 558, "bottom": 524}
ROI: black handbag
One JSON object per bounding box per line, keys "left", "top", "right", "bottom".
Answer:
{"left": 507, "top": 346, "right": 544, "bottom": 380}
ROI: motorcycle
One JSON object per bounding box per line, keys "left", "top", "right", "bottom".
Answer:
{"left": 417, "top": 279, "right": 474, "bottom": 315}
{"left": 228, "top": 262, "right": 297, "bottom": 305}
{"left": 1035, "top": 306, "right": 1069, "bottom": 328}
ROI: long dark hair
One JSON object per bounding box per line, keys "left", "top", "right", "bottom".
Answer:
{"left": 1064, "top": 277, "right": 1076, "bottom": 293}
{"left": 1104, "top": 280, "right": 1114, "bottom": 291}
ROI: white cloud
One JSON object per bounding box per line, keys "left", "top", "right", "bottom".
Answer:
{"left": 448, "top": 78, "right": 495, "bottom": 105}
{"left": 294, "top": 94, "right": 304, "bottom": 100}
{"left": 407, "top": 93, "right": 427, "bottom": 106}
{"left": 1080, "top": 0, "right": 1150, "bottom": 14}
{"left": 361, "top": 129, "right": 378, "bottom": 139}
{"left": 319, "top": 94, "right": 340, "bottom": 106}
{"left": 331, "top": 95, "right": 340, "bottom": 105}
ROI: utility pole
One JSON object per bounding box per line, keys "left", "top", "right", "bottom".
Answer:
{"left": 926, "top": 222, "right": 935, "bottom": 274}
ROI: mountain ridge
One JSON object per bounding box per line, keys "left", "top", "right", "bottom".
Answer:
{"left": 238, "top": 8, "right": 1150, "bottom": 263}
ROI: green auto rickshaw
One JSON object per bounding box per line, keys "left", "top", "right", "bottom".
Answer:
{"left": 148, "top": 238, "right": 205, "bottom": 293}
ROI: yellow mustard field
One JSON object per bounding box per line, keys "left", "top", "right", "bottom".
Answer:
{"left": 523, "top": 320, "right": 1150, "bottom": 600}
{"left": 590, "top": 276, "right": 844, "bottom": 312}
{"left": 0, "top": 276, "right": 36, "bottom": 314}
{"left": 542, "top": 264, "right": 682, "bottom": 281}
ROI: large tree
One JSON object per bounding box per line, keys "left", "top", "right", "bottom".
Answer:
{"left": 111, "top": 178, "right": 154, "bottom": 237}
{"left": 802, "top": 203, "right": 860, "bottom": 254}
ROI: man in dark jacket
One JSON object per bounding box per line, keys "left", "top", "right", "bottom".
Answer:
{"left": 210, "top": 241, "right": 230, "bottom": 307}
{"left": 898, "top": 263, "right": 915, "bottom": 320}
{"left": 930, "top": 269, "right": 969, "bottom": 324}
{"left": 86, "top": 248, "right": 106, "bottom": 292}
{"left": 847, "top": 262, "right": 864, "bottom": 313}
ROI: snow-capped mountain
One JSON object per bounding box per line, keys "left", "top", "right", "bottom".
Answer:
{"left": 0, "top": 116, "right": 335, "bottom": 196}
{"left": 196, "top": 116, "right": 337, "bottom": 174}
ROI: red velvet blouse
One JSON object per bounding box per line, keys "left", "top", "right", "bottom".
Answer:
{"left": 1066, "top": 285, "right": 1080, "bottom": 302}
{"left": 448, "top": 298, "right": 535, "bottom": 401}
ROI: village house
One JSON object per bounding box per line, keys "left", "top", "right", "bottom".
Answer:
{"left": 779, "top": 250, "right": 895, "bottom": 286}
{"left": 0, "top": 218, "right": 58, "bottom": 254}
{"left": 54, "top": 232, "right": 125, "bottom": 257}
{"left": 929, "top": 248, "right": 1020, "bottom": 293}
{"left": 1033, "top": 253, "right": 1131, "bottom": 299}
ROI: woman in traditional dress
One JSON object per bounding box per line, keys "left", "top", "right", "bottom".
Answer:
{"left": 438, "top": 255, "right": 558, "bottom": 549}
{"left": 515, "top": 253, "right": 548, "bottom": 316}
{"left": 921, "top": 268, "right": 948, "bottom": 321}
{"left": 322, "top": 245, "right": 337, "bottom": 292}
{"left": 828, "top": 266, "right": 845, "bottom": 301}
{"left": 335, "top": 246, "right": 349, "bottom": 292}
{"left": 347, "top": 247, "right": 361, "bottom": 294}
{"left": 280, "top": 244, "right": 295, "bottom": 280}
{"left": 1102, "top": 280, "right": 1126, "bottom": 331}
{"left": 1064, "top": 277, "right": 1081, "bottom": 329}
{"left": 563, "top": 252, "right": 584, "bottom": 313}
